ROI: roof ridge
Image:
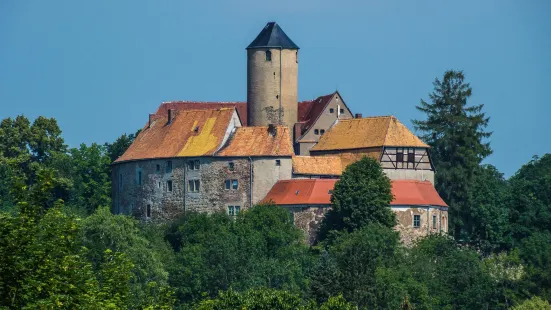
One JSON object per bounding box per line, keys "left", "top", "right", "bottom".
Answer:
{"left": 382, "top": 115, "right": 394, "bottom": 146}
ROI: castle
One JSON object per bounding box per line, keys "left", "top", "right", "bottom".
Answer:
{"left": 112, "top": 22, "right": 448, "bottom": 244}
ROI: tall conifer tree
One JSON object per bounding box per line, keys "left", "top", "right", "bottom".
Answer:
{"left": 413, "top": 70, "right": 492, "bottom": 240}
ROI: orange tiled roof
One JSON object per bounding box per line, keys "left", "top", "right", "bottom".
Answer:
{"left": 311, "top": 116, "right": 429, "bottom": 151}
{"left": 115, "top": 108, "right": 236, "bottom": 162}
{"left": 216, "top": 126, "right": 294, "bottom": 157}
{"left": 293, "top": 156, "right": 342, "bottom": 176}
{"left": 157, "top": 101, "right": 248, "bottom": 125}
{"left": 263, "top": 179, "right": 447, "bottom": 207}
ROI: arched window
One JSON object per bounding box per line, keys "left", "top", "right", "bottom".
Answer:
{"left": 314, "top": 129, "right": 319, "bottom": 135}
{"left": 265, "top": 50, "right": 272, "bottom": 61}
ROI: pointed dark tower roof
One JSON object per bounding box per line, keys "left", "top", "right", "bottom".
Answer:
{"left": 247, "top": 22, "right": 299, "bottom": 50}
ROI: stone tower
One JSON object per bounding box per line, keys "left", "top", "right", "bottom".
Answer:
{"left": 247, "top": 22, "right": 299, "bottom": 127}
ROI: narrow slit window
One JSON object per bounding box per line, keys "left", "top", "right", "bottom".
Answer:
{"left": 156, "top": 164, "right": 160, "bottom": 172}
{"left": 166, "top": 161, "right": 172, "bottom": 173}
{"left": 432, "top": 215, "right": 437, "bottom": 228}
{"left": 137, "top": 171, "right": 142, "bottom": 185}
{"left": 225, "top": 180, "right": 231, "bottom": 190}
{"left": 167, "top": 180, "right": 173, "bottom": 192}
{"left": 146, "top": 205, "right": 151, "bottom": 218}
{"left": 232, "top": 179, "right": 238, "bottom": 190}
{"left": 265, "top": 50, "right": 272, "bottom": 61}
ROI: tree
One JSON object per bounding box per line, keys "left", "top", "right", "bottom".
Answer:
{"left": 511, "top": 296, "right": 551, "bottom": 310}
{"left": 413, "top": 70, "right": 492, "bottom": 240}
{"left": 105, "top": 130, "right": 140, "bottom": 162}
{"left": 319, "top": 156, "right": 395, "bottom": 241}
{"left": 517, "top": 232, "right": 551, "bottom": 302}
{"left": 465, "top": 165, "right": 511, "bottom": 253}
{"left": 508, "top": 154, "right": 551, "bottom": 243}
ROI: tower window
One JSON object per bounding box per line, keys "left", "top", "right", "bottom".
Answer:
{"left": 296, "top": 51, "right": 298, "bottom": 63}
{"left": 329, "top": 108, "right": 334, "bottom": 113}
{"left": 314, "top": 129, "right": 319, "bottom": 135}
{"left": 146, "top": 205, "right": 151, "bottom": 218}
{"left": 265, "top": 50, "right": 272, "bottom": 61}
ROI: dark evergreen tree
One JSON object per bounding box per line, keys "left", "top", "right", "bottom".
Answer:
{"left": 413, "top": 70, "right": 492, "bottom": 240}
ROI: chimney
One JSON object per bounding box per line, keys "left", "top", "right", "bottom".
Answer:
{"left": 268, "top": 124, "right": 277, "bottom": 137}
{"left": 148, "top": 114, "right": 154, "bottom": 128}
{"left": 168, "top": 109, "right": 173, "bottom": 124}
{"left": 355, "top": 113, "right": 363, "bottom": 119}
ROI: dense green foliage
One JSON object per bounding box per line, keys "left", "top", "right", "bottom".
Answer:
{"left": 1, "top": 68, "right": 550, "bottom": 309}
{"left": 319, "top": 156, "right": 395, "bottom": 241}
{"left": 413, "top": 70, "right": 492, "bottom": 240}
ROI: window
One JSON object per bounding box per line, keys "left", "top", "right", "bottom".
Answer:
{"left": 158, "top": 182, "right": 161, "bottom": 189}
{"left": 228, "top": 206, "right": 241, "bottom": 216}
{"left": 432, "top": 215, "right": 437, "bottom": 228}
{"left": 146, "top": 205, "right": 151, "bottom": 218}
{"left": 296, "top": 51, "right": 298, "bottom": 63}
{"left": 329, "top": 108, "right": 334, "bottom": 113}
{"left": 396, "top": 151, "right": 404, "bottom": 162}
{"left": 225, "top": 179, "right": 238, "bottom": 190}
{"left": 340, "top": 108, "right": 344, "bottom": 114}
{"left": 413, "top": 215, "right": 421, "bottom": 228}
{"left": 320, "top": 129, "right": 325, "bottom": 135}
{"left": 408, "top": 152, "right": 415, "bottom": 163}
{"left": 314, "top": 129, "right": 319, "bottom": 135}
{"left": 228, "top": 162, "right": 235, "bottom": 171}
{"left": 188, "top": 180, "right": 200, "bottom": 192}
{"left": 167, "top": 180, "right": 173, "bottom": 192}
{"left": 275, "top": 159, "right": 281, "bottom": 166}
{"left": 156, "top": 164, "right": 160, "bottom": 172}
{"left": 137, "top": 171, "right": 142, "bottom": 185}
{"left": 188, "top": 160, "right": 200, "bottom": 170}
{"left": 166, "top": 161, "right": 172, "bottom": 173}
{"left": 265, "top": 50, "right": 272, "bottom": 61}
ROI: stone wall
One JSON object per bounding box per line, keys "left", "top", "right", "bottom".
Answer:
{"left": 283, "top": 205, "right": 448, "bottom": 246}
{"left": 112, "top": 157, "right": 252, "bottom": 221}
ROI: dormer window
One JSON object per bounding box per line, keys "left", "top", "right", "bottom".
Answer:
{"left": 265, "top": 50, "right": 272, "bottom": 61}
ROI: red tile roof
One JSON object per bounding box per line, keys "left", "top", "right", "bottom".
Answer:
{"left": 157, "top": 101, "right": 248, "bottom": 125}
{"left": 262, "top": 179, "right": 447, "bottom": 207}
{"left": 115, "top": 108, "right": 236, "bottom": 163}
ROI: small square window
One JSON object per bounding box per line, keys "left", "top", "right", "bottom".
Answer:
{"left": 232, "top": 179, "right": 238, "bottom": 190}
{"left": 187, "top": 161, "right": 194, "bottom": 170}
{"left": 194, "top": 160, "right": 200, "bottom": 170}
{"left": 275, "top": 159, "right": 281, "bottom": 166}
{"left": 413, "top": 215, "right": 421, "bottom": 228}
{"left": 166, "top": 161, "right": 172, "bottom": 173}
{"left": 340, "top": 108, "right": 344, "bottom": 114}
{"left": 156, "top": 164, "right": 160, "bottom": 172}
{"left": 320, "top": 129, "right": 325, "bottom": 135}
{"left": 329, "top": 108, "right": 334, "bottom": 113}
{"left": 146, "top": 205, "right": 151, "bottom": 218}
{"left": 228, "top": 162, "right": 235, "bottom": 171}
{"left": 314, "top": 129, "right": 319, "bottom": 135}
{"left": 225, "top": 180, "right": 231, "bottom": 190}
{"left": 167, "top": 180, "right": 173, "bottom": 192}
{"left": 228, "top": 206, "right": 241, "bottom": 216}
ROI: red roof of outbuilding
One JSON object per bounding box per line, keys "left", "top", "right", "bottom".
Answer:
{"left": 262, "top": 179, "right": 447, "bottom": 207}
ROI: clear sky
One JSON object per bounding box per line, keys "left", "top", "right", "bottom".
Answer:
{"left": 1, "top": 0, "right": 549, "bottom": 177}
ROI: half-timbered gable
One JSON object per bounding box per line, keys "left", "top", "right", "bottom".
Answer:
{"left": 309, "top": 116, "right": 435, "bottom": 183}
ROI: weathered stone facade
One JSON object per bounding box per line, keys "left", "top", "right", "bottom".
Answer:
{"left": 112, "top": 156, "right": 292, "bottom": 221}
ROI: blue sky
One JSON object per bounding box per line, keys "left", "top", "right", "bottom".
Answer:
{"left": 1, "top": 0, "right": 549, "bottom": 176}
